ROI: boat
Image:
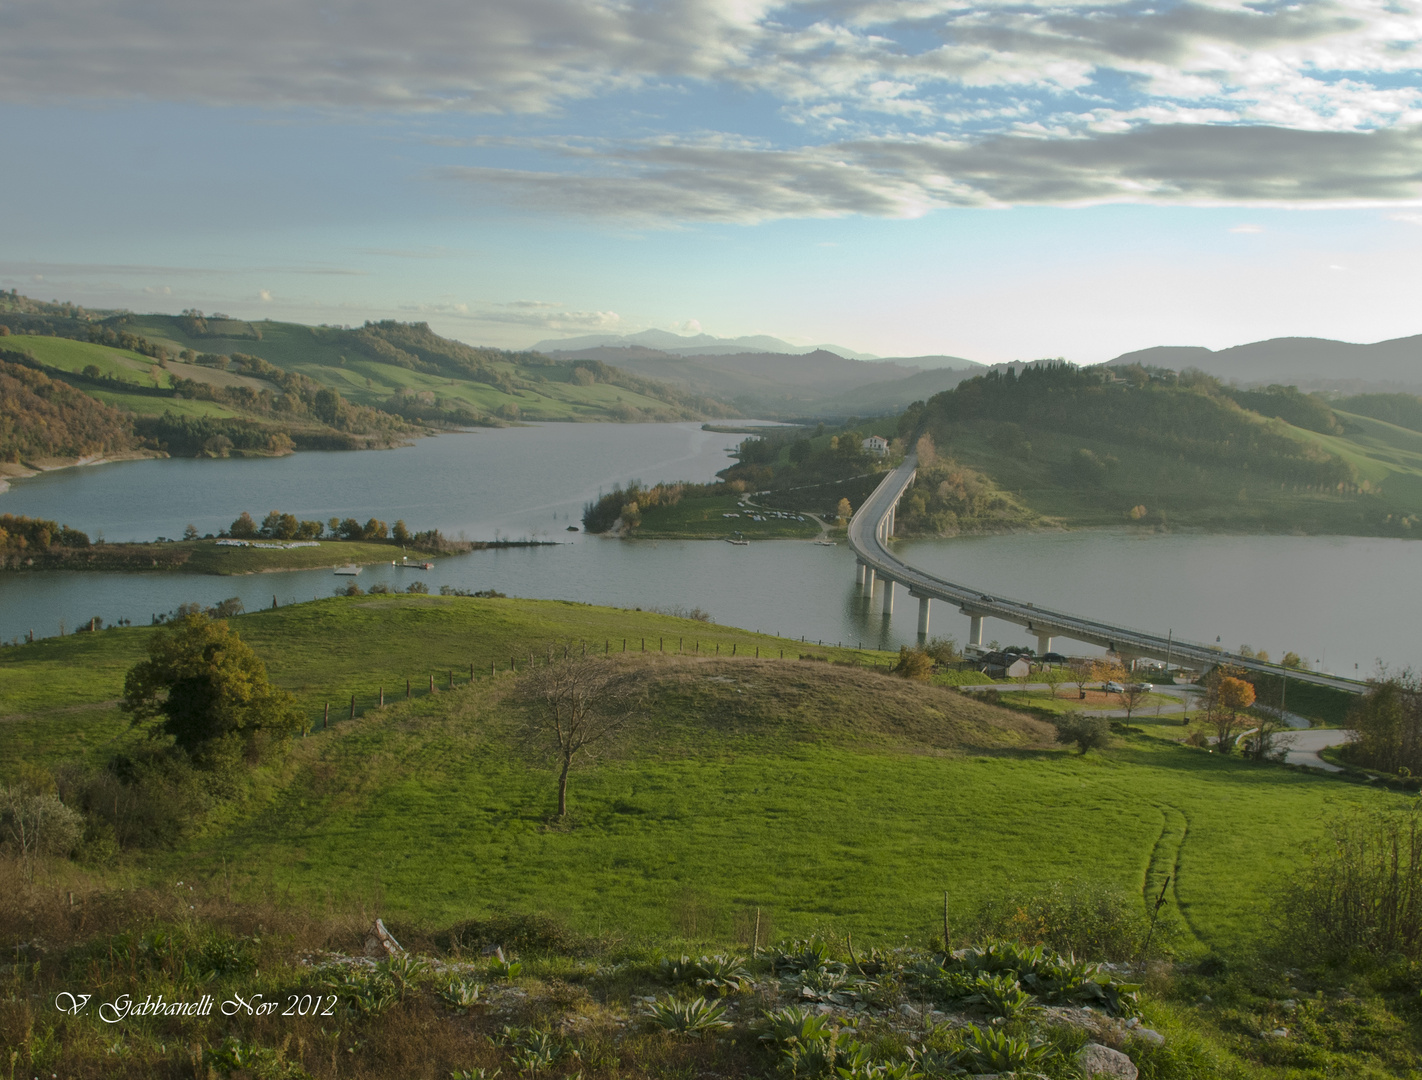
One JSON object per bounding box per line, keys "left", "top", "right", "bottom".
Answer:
{"left": 334, "top": 564, "right": 362, "bottom": 576}
{"left": 725, "top": 538, "right": 750, "bottom": 546}
{"left": 814, "top": 539, "right": 836, "bottom": 546}
{"left": 393, "top": 559, "right": 435, "bottom": 570}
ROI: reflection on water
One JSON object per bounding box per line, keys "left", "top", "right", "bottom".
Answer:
{"left": 1, "top": 423, "right": 1419, "bottom": 674}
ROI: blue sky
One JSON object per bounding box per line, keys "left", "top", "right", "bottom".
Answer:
{"left": 2, "top": 0, "right": 1421, "bottom": 362}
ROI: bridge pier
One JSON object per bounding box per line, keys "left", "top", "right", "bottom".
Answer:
{"left": 1036, "top": 633, "right": 1054, "bottom": 656}
{"left": 856, "top": 561, "right": 866, "bottom": 587}
{"left": 917, "top": 595, "right": 930, "bottom": 638}
{"left": 863, "top": 566, "right": 876, "bottom": 598}
{"left": 968, "top": 614, "right": 983, "bottom": 647}
{"left": 881, "top": 578, "right": 895, "bottom": 615}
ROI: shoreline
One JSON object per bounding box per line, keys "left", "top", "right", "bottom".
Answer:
{"left": 0, "top": 449, "right": 166, "bottom": 494}
{"left": 0, "top": 538, "right": 560, "bottom": 576}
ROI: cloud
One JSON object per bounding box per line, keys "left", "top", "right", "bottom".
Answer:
{"left": 436, "top": 124, "right": 1422, "bottom": 222}
{"left": 1229, "top": 224, "right": 1264, "bottom": 233}
{"left": 5, "top": 0, "right": 1422, "bottom": 220}
{"left": 258, "top": 289, "right": 273, "bottom": 301}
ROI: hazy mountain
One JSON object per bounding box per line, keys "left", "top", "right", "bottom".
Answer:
{"left": 1108, "top": 335, "right": 1422, "bottom": 391}
{"left": 532, "top": 329, "right": 880, "bottom": 360}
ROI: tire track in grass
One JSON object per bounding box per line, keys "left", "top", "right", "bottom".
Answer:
{"left": 1145, "top": 804, "right": 1204, "bottom": 948}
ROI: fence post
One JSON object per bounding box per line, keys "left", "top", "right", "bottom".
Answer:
{"left": 323, "top": 701, "right": 329, "bottom": 728}
{"left": 430, "top": 673, "right": 435, "bottom": 692}
{"left": 732, "top": 643, "right": 737, "bottom": 656}
{"left": 406, "top": 678, "right": 411, "bottom": 700}
{"left": 491, "top": 660, "right": 495, "bottom": 677}
{"left": 510, "top": 656, "right": 516, "bottom": 672}
{"left": 660, "top": 637, "right": 663, "bottom": 652}
{"left": 756, "top": 646, "right": 759, "bottom": 658}
{"left": 379, "top": 687, "right": 384, "bottom": 707}
{"left": 349, "top": 695, "right": 355, "bottom": 720}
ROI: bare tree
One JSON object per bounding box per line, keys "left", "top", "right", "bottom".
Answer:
{"left": 516, "top": 657, "right": 645, "bottom": 818}
{"left": 1067, "top": 658, "right": 1093, "bottom": 700}
{"left": 1040, "top": 662, "right": 1067, "bottom": 700}
{"left": 1119, "top": 682, "right": 1149, "bottom": 721}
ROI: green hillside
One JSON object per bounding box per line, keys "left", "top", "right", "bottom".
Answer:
{"left": 0, "top": 296, "right": 739, "bottom": 466}
{"left": 0, "top": 594, "right": 1403, "bottom": 949}
{"left": 896, "top": 364, "right": 1422, "bottom": 536}
{"left": 122, "top": 313, "right": 735, "bottom": 423}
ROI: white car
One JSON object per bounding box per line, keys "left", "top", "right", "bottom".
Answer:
{"left": 1104, "top": 681, "right": 1126, "bottom": 693}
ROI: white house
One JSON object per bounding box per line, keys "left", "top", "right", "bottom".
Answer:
{"left": 862, "top": 435, "right": 889, "bottom": 457}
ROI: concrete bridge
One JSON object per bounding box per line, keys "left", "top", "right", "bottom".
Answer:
{"left": 846, "top": 454, "right": 1369, "bottom": 696}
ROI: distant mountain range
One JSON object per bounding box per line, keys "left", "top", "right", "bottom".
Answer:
{"left": 531, "top": 329, "right": 883, "bottom": 361}
{"left": 537, "top": 342, "right": 989, "bottom": 415}
{"left": 1107, "top": 334, "right": 1422, "bottom": 392}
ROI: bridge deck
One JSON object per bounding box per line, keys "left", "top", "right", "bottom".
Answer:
{"left": 846, "top": 455, "right": 1365, "bottom": 695}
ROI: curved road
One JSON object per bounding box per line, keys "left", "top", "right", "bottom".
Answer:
{"left": 847, "top": 455, "right": 1369, "bottom": 697}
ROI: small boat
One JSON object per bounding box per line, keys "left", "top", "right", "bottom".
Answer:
{"left": 334, "top": 564, "right": 362, "bottom": 576}
{"left": 566, "top": 525, "right": 579, "bottom": 532}
{"left": 725, "top": 538, "right": 750, "bottom": 546}
{"left": 815, "top": 539, "right": 836, "bottom": 546}
{"left": 394, "top": 559, "right": 435, "bottom": 570}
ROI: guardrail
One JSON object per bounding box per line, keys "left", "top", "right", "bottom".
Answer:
{"left": 846, "top": 455, "right": 1368, "bottom": 695}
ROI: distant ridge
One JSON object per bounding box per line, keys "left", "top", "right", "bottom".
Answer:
{"left": 532, "top": 329, "right": 880, "bottom": 360}
{"left": 1108, "top": 335, "right": 1422, "bottom": 390}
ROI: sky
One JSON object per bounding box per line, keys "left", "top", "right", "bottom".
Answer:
{"left": 2, "top": 0, "right": 1422, "bottom": 363}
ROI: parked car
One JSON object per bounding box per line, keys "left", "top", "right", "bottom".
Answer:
{"left": 1104, "top": 681, "right": 1126, "bottom": 693}
{"left": 1041, "top": 651, "right": 1068, "bottom": 665}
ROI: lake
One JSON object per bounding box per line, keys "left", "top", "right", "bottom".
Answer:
{"left": 2, "top": 423, "right": 1419, "bottom": 675}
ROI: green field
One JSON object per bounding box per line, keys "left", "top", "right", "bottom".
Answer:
{"left": 123, "top": 316, "right": 710, "bottom": 422}
{"left": 1, "top": 596, "right": 1403, "bottom": 957}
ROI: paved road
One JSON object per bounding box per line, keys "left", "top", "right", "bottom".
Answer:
{"left": 1281, "top": 728, "right": 1348, "bottom": 773}
{"left": 848, "top": 456, "right": 1370, "bottom": 696}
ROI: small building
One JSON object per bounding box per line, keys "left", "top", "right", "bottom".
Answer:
{"left": 862, "top": 435, "right": 889, "bottom": 457}
{"left": 1005, "top": 657, "right": 1032, "bottom": 678}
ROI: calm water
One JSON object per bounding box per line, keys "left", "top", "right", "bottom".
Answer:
{"left": 2, "top": 424, "right": 1419, "bottom": 674}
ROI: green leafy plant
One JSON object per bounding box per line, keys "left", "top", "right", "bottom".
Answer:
{"left": 490, "top": 948, "right": 524, "bottom": 981}
{"left": 964, "top": 972, "right": 1034, "bottom": 1019}
{"left": 490, "top": 1027, "right": 572, "bottom": 1078}
{"left": 962, "top": 1025, "right": 1055, "bottom": 1073}
{"left": 643, "top": 995, "right": 732, "bottom": 1034}
{"left": 440, "top": 977, "right": 484, "bottom": 1008}
{"left": 693, "top": 953, "right": 754, "bottom": 994}
{"left": 320, "top": 966, "right": 401, "bottom": 1017}
{"left": 774, "top": 938, "right": 842, "bottom": 975}
{"left": 203, "top": 1036, "right": 310, "bottom": 1079}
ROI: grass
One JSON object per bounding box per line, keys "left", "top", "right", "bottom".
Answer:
{"left": 634, "top": 494, "right": 822, "bottom": 539}
{"left": 1, "top": 596, "right": 1408, "bottom": 961}
{"left": 121, "top": 316, "right": 707, "bottom": 422}
{"left": 3, "top": 334, "right": 170, "bottom": 387}
{"left": 936, "top": 418, "right": 1422, "bottom": 537}
{"left": 988, "top": 686, "right": 1179, "bottom": 718}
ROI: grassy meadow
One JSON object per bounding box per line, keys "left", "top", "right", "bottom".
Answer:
{"left": 634, "top": 493, "right": 824, "bottom": 539}
{"left": 1, "top": 596, "right": 1402, "bottom": 955}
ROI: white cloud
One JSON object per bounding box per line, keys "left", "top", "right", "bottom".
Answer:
{"left": 258, "top": 289, "right": 273, "bottom": 301}
{"left": 1229, "top": 224, "right": 1264, "bottom": 233}
{"left": 4, "top": 0, "right": 1421, "bottom": 219}
{"left": 436, "top": 124, "right": 1422, "bottom": 222}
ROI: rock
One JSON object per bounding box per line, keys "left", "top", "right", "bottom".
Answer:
{"left": 1264, "top": 1027, "right": 1290, "bottom": 1038}
{"left": 1076, "top": 1042, "right": 1139, "bottom": 1079}
{"left": 363, "top": 918, "right": 403, "bottom": 958}
{"left": 1132, "top": 1027, "right": 1165, "bottom": 1047}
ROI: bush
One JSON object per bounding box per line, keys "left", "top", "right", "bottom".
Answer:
{"left": 970, "top": 880, "right": 1158, "bottom": 961}
{"left": 893, "top": 646, "right": 934, "bottom": 680}
{"left": 1053, "top": 715, "right": 1110, "bottom": 755}
{"left": 1279, "top": 803, "right": 1422, "bottom": 961}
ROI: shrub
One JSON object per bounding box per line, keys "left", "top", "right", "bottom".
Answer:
{"left": 1279, "top": 802, "right": 1422, "bottom": 961}
{"left": 1053, "top": 714, "right": 1110, "bottom": 754}
{"left": 893, "top": 646, "right": 934, "bottom": 681}
{"left": 971, "top": 880, "right": 1157, "bottom": 962}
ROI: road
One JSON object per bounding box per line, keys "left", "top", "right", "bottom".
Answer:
{"left": 847, "top": 455, "right": 1369, "bottom": 697}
